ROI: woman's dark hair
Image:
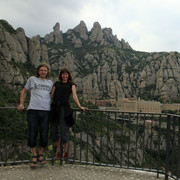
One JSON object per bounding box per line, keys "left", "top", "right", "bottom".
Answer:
{"left": 36, "top": 63, "right": 50, "bottom": 78}
{"left": 58, "top": 68, "right": 72, "bottom": 83}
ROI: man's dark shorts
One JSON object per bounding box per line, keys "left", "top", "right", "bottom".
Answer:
{"left": 27, "top": 109, "right": 50, "bottom": 148}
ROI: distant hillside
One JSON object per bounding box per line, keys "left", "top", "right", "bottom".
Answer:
{"left": 0, "top": 19, "right": 180, "bottom": 106}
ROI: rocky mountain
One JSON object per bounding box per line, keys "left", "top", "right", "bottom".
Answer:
{"left": 0, "top": 19, "right": 180, "bottom": 105}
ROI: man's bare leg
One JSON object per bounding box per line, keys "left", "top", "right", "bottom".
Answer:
{"left": 30, "top": 147, "right": 37, "bottom": 168}
{"left": 38, "top": 147, "right": 46, "bottom": 165}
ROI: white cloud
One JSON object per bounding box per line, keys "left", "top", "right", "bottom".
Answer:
{"left": 0, "top": 0, "right": 179, "bottom": 52}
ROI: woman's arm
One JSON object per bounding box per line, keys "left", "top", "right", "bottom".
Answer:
{"left": 50, "top": 85, "right": 56, "bottom": 98}
{"left": 72, "top": 85, "right": 87, "bottom": 111}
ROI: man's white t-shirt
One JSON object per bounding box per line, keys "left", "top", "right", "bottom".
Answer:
{"left": 25, "top": 76, "right": 53, "bottom": 111}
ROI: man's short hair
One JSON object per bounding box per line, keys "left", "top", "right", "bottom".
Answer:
{"left": 36, "top": 63, "right": 50, "bottom": 78}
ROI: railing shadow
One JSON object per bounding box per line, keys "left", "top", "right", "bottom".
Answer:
{"left": 0, "top": 107, "right": 179, "bottom": 179}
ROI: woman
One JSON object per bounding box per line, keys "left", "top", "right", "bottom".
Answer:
{"left": 50, "top": 68, "right": 87, "bottom": 159}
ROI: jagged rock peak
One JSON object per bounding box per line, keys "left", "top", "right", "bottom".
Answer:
{"left": 43, "top": 20, "right": 132, "bottom": 50}
{"left": 90, "top": 21, "right": 104, "bottom": 43}
{"left": 0, "top": 19, "right": 16, "bottom": 34}
{"left": 53, "top": 22, "right": 63, "bottom": 44}
{"left": 93, "top": 22, "right": 101, "bottom": 29}
{"left": 74, "top": 20, "right": 88, "bottom": 40}
{"left": 121, "top": 38, "right": 132, "bottom": 49}
{"left": 53, "top": 22, "right": 60, "bottom": 32}
{"left": 88, "top": 21, "right": 132, "bottom": 49}
{"left": 44, "top": 22, "right": 63, "bottom": 44}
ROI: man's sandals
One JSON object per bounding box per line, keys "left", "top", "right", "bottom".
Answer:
{"left": 30, "top": 155, "right": 37, "bottom": 168}
{"left": 30, "top": 154, "right": 46, "bottom": 168}
{"left": 38, "top": 154, "right": 46, "bottom": 165}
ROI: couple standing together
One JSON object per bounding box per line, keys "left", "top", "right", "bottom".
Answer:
{"left": 17, "top": 63, "right": 87, "bottom": 168}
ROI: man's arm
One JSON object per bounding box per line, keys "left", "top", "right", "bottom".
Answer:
{"left": 17, "top": 88, "right": 28, "bottom": 111}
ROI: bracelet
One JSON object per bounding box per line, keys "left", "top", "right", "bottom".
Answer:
{"left": 19, "top": 104, "right": 24, "bottom": 107}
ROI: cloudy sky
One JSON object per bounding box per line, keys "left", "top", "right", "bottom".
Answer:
{"left": 0, "top": 0, "right": 180, "bottom": 52}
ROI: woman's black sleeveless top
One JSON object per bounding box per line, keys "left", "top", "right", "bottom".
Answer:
{"left": 52, "top": 81, "right": 75, "bottom": 104}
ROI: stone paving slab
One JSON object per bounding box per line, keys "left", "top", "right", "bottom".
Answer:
{"left": 0, "top": 163, "right": 170, "bottom": 180}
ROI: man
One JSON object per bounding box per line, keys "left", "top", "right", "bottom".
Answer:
{"left": 17, "top": 63, "right": 53, "bottom": 168}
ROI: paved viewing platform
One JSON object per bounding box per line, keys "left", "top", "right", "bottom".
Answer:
{"left": 0, "top": 163, "right": 170, "bottom": 180}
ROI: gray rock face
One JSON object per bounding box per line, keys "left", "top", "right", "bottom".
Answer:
{"left": 1, "top": 19, "right": 180, "bottom": 102}
{"left": 74, "top": 51, "right": 180, "bottom": 101}
{"left": 0, "top": 21, "right": 26, "bottom": 90}
{"left": 72, "top": 37, "right": 82, "bottom": 48}
{"left": 0, "top": 23, "right": 27, "bottom": 63}
{"left": 29, "top": 36, "right": 49, "bottom": 67}
{"left": 29, "top": 36, "right": 41, "bottom": 67}
{"left": 16, "top": 27, "right": 28, "bottom": 54}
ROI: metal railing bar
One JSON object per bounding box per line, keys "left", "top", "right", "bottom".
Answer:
{"left": 65, "top": 159, "right": 166, "bottom": 173}
{"left": 0, "top": 160, "right": 30, "bottom": 165}
{"left": 171, "top": 116, "right": 176, "bottom": 176}
{"left": 21, "top": 112, "right": 26, "bottom": 163}
{"left": 127, "top": 113, "right": 131, "bottom": 168}
{"left": 13, "top": 111, "right": 16, "bottom": 165}
{"left": 135, "top": 113, "right": 138, "bottom": 169}
{"left": 80, "top": 110, "right": 83, "bottom": 163}
{"left": 113, "top": 112, "right": 117, "bottom": 167}
{"left": 4, "top": 110, "right": 8, "bottom": 166}
{"left": 73, "top": 110, "right": 77, "bottom": 162}
{"left": 99, "top": 111, "right": 103, "bottom": 166}
{"left": 142, "top": 113, "right": 146, "bottom": 170}
{"left": 177, "top": 117, "right": 180, "bottom": 179}
{"left": 120, "top": 112, "right": 124, "bottom": 167}
{"left": 106, "top": 112, "right": 110, "bottom": 166}
{"left": 86, "top": 111, "right": 90, "bottom": 163}
{"left": 93, "top": 111, "right": 96, "bottom": 164}
{"left": 150, "top": 113, "right": 153, "bottom": 171}
{"left": 165, "top": 115, "right": 171, "bottom": 180}
{"left": 157, "top": 113, "right": 162, "bottom": 178}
